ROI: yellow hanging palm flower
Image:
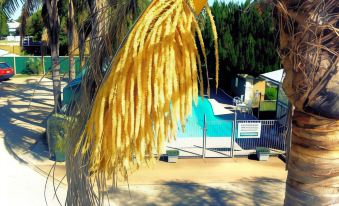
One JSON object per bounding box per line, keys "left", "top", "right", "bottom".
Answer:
{"left": 75, "top": 0, "right": 218, "bottom": 178}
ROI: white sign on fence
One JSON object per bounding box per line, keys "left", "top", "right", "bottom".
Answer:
{"left": 238, "top": 123, "right": 261, "bottom": 138}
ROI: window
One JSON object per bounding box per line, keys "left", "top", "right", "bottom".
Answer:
{"left": 0, "top": 63, "right": 10, "bottom": 69}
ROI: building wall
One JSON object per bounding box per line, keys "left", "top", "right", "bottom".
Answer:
{"left": 230, "top": 75, "right": 266, "bottom": 103}
{"left": 253, "top": 79, "right": 266, "bottom": 101}
{"left": 244, "top": 78, "right": 253, "bottom": 102}
{"left": 230, "top": 76, "right": 246, "bottom": 98}
{"left": 6, "top": 36, "right": 20, "bottom": 42}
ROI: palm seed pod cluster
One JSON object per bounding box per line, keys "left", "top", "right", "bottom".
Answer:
{"left": 75, "top": 0, "right": 218, "bottom": 178}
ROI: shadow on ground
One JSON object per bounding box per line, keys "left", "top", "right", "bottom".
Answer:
{"left": 0, "top": 77, "right": 65, "bottom": 164}
{"left": 108, "top": 177, "right": 284, "bottom": 206}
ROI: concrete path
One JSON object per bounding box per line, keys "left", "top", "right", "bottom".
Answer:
{"left": 0, "top": 76, "right": 67, "bottom": 205}
{"left": 0, "top": 138, "right": 66, "bottom": 205}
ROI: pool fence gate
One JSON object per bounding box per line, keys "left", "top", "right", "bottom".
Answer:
{"left": 166, "top": 116, "right": 287, "bottom": 158}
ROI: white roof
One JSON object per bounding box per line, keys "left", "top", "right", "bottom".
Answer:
{"left": 260, "top": 69, "right": 284, "bottom": 84}
{"left": 7, "top": 21, "right": 20, "bottom": 29}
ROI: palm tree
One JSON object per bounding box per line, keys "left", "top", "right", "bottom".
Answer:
{"left": 72, "top": 0, "right": 90, "bottom": 68}
{"left": 42, "top": 0, "right": 61, "bottom": 113}
{"left": 2, "top": 0, "right": 62, "bottom": 113}
{"left": 276, "top": 0, "right": 339, "bottom": 205}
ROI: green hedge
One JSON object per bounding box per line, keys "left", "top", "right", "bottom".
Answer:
{"left": 260, "top": 101, "right": 277, "bottom": 111}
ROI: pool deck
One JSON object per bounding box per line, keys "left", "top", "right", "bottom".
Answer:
{"left": 166, "top": 137, "right": 241, "bottom": 157}
{"left": 167, "top": 92, "right": 259, "bottom": 158}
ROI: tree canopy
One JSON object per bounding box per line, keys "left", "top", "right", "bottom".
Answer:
{"left": 25, "top": 9, "right": 44, "bottom": 41}
{"left": 203, "top": 0, "right": 280, "bottom": 77}
{"left": 0, "top": 10, "right": 9, "bottom": 37}
{"left": 22, "top": 0, "right": 68, "bottom": 55}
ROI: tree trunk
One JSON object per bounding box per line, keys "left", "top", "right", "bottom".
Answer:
{"left": 284, "top": 111, "right": 339, "bottom": 205}
{"left": 78, "top": 29, "right": 86, "bottom": 68}
{"left": 68, "top": 0, "right": 76, "bottom": 82}
{"left": 51, "top": 43, "right": 62, "bottom": 113}
{"left": 43, "top": 0, "right": 61, "bottom": 113}
{"left": 277, "top": 0, "right": 339, "bottom": 205}
{"left": 89, "top": 0, "right": 105, "bottom": 81}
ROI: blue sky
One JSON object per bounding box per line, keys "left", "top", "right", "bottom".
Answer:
{"left": 11, "top": 0, "right": 247, "bottom": 20}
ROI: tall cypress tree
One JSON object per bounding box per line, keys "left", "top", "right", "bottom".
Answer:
{"left": 0, "top": 11, "right": 9, "bottom": 37}
{"left": 202, "top": 0, "right": 280, "bottom": 86}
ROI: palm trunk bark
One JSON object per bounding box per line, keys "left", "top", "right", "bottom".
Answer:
{"left": 78, "top": 29, "right": 86, "bottom": 68}
{"left": 68, "top": 0, "right": 76, "bottom": 81}
{"left": 77, "top": 27, "right": 86, "bottom": 69}
{"left": 284, "top": 111, "right": 339, "bottom": 205}
{"left": 51, "top": 43, "right": 61, "bottom": 113}
{"left": 277, "top": 0, "right": 339, "bottom": 205}
{"left": 43, "top": 0, "right": 61, "bottom": 113}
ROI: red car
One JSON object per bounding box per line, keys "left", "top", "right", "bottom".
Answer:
{"left": 0, "top": 62, "right": 14, "bottom": 81}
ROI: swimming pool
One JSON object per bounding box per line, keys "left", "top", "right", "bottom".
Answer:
{"left": 177, "top": 97, "right": 233, "bottom": 138}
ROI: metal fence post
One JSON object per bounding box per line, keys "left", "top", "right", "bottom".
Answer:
{"left": 231, "top": 121, "right": 234, "bottom": 157}
{"left": 231, "top": 108, "right": 237, "bottom": 158}
{"left": 202, "top": 114, "right": 207, "bottom": 158}
{"left": 13, "top": 56, "right": 16, "bottom": 74}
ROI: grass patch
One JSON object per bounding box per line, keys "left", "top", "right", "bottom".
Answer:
{"left": 0, "top": 40, "right": 11, "bottom": 44}
{"left": 260, "top": 101, "right": 276, "bottom": 111}
{"left": 14, "top": 74, "right": 43, "bottom": 78}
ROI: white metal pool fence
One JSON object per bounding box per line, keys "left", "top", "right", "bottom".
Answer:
{"left": 166, "top": 119, "right": 287, "bottom": 158}
{"left": 233, "top": 120, "right": 286, "bottom": 157}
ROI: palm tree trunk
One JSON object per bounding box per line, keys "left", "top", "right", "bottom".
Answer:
{"left": 43, "top": 0, "right": 61, "bottom": 113}
{"left": 78, "top": 28, "right": 86, "bottom": 68}
{"left": 277, "top": 0, "right": 339, "bottom": 205}
{"left": 68, "top": 0, "right": 76, "bottom": 81}
{"left": 284, "top": 111, "right": 339, "bottom": 205}
{"left": 51, "top": 43, "right": 62, "bottom": 113}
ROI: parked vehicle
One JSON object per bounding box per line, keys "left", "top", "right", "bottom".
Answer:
{"left": 0, "top": 62, "right": 14, "bottom": 81}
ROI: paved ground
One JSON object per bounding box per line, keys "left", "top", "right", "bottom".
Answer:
{"left": 0, "top": 76, "right": 67, "bottom": 205}
{"left": 0, "top": 76, "right": 288, "bottom": 206}
{"left": 39, "top": 158, "right": 287, "bottom": 206}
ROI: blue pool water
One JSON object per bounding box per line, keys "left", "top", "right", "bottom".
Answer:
{"left": 177, "top": 97, "right": 233, "bottom": 138}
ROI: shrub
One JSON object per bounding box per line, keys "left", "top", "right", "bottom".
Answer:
{"left": 22, "top": 58, "right": 43, "bottom": 75}
{"left": 166, "top": 150, "right": 179, "bottom": 156}
{"left": 265, "top": 87, "right": 278, "bottom": 100}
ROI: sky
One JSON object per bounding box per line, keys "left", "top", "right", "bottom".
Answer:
{"left": 11, "top": 0, "right": 247, "bottom": 20}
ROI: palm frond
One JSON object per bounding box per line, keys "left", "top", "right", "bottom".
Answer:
{"left": 64, "top": 1, "right": 217, "bottom": 205}
{"left": 1, "top": 0, "right": 40, "bottom": 17}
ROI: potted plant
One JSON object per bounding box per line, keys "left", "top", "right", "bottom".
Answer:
{"left": 54, "top": 135, "right": 66, "bottom": 162}
{"left": 47, "top": 114, "right": 68, "bottom": 162}
{"left": 256, "top": 147, "right": 270, "bottom": 161}
{"left": 166, "top": 150, "right": 179, "bottom": 163}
